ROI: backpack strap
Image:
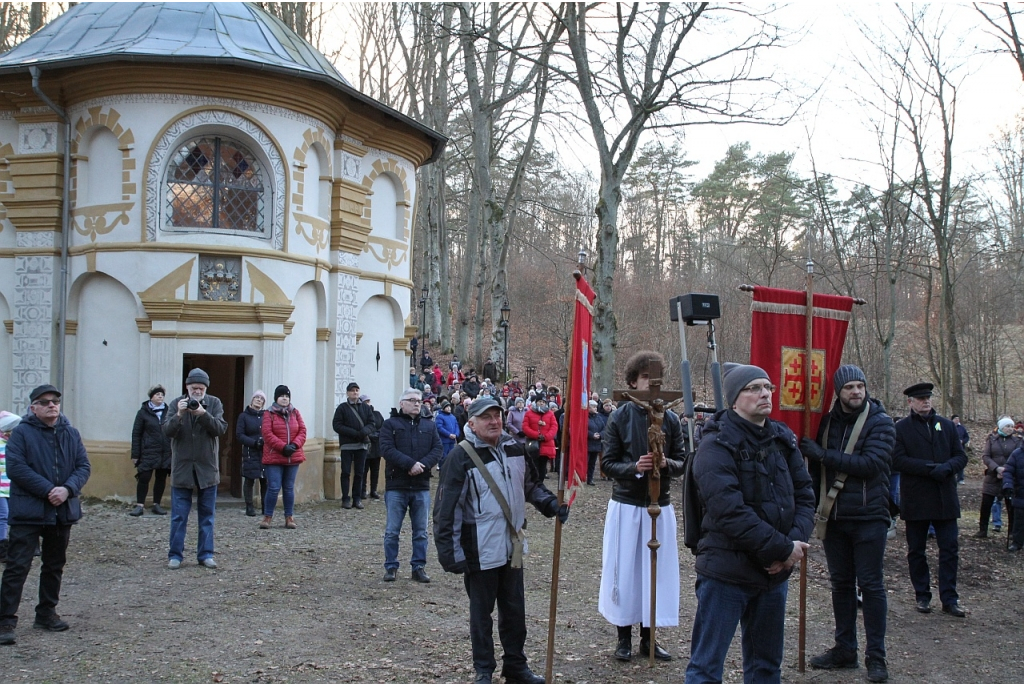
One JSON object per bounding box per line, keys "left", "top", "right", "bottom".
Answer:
{"left": 459, "top": 440, "right": 526, "bottom": 568}
{"left": 814, "top": 403, "right": 870, "bottom": 540}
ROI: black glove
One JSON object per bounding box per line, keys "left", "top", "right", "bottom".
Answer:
{"left": 282, "top": 443, "right": 297, "bottom": 458}
{"left": 930, "top": 463, "right": 953, "bottom": 480}
{"left": 1004, "top": 488, "right": 1014, "bottom": 499}
{"left": 799, "top": 438, "right": 826, "bottom": 461}
{"left": 537, "top": 434, "right": 545, "bottom": 442}
{"left": 255, "top": 437, "right": 264, "bottom": 449}
{"left": 447, "top": 560, "right": 467, "bottom": 575}
{"left": 517, "top": 430, "right": 526, "bottom": 438}
{"left": 361, "top": 425, "right": 375, "bottom": 437}
{"left": 558, "top": 504, "right": 570, "bottom": 525}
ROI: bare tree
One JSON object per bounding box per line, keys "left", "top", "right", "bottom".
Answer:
{"left": 975, "top": 2, "right": 1024, "bottom": 81}
{"left": 549, "top": 2, "right": 789, "bottom": 390}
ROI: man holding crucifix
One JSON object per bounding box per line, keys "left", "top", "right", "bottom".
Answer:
{"left": 598, "top": 350, "right": 685, "bottom": 662}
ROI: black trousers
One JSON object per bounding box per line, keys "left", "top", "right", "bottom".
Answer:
{"left": 905, "top": 519, "right": 959, "bottom": 607}
{"left": 980, "top": 493, "right": 1012, "bottom": 532}
{"left": 463, "top": 564, "right": 528, "bottom": 675}
{"left": 0, "top": 524, "right": 72, "bottom": 628}
{"left": 136, "top": 468, "right": 169, "bottom": 505}
{"left": 340, "top": 449, "right": 367, "bottom": 500}
{"left": 363, "top": 457, "right": 381, "bottom": 497}
{"left": 587, "top": 451, "right": 600, "bottom": 484}
{"left": 243, "top": 477, "right": 267, "bottom": 511}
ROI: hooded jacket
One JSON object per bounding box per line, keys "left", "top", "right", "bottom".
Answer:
{"left": 163, "top": 394, "right": 228, "bottom": 490}
{"left": 436, "top": 409, "right": 461, "bottom": 449}
{"left": 380, "top": 409, "right": 442, "bottom": 490}
{"left": 892, "top": 409, "right": 967, "bottom": 520}
{"left": 5, "top": 413, "right": 91, "bottom": 526}
{"left": 235, "top": 406, "right": 265, "bottom": 480}
{"left": 262, "top": 404, "right": 307, "bottom": 466}
{"left": 505, "top": 405, "right": 528, "bottom": 443}
{"left": 1002, "top": 447, "right": 1024, "bottom": 507}
{"left": 433, "top": 425, "right": 559, "bottom": 573}
{"left": 808, "top": 395, "right": 895, "bottom": 523}
{"left": 601, "top": 400, "right": 686, "bottom": 507}
{"left": 130, "top": 401, "right": 172, "bottom": 471}
{"left": 691, "top": 409, "right": 815, "bottom": 589}
{"left": 522, "top": 404, "right": 557, "bottom": 458}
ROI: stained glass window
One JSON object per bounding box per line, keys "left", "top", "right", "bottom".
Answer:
{"left": 165, "top": 136, "right": 265, "bottom": 233}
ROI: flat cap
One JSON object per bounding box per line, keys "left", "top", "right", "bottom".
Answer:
{"left": 903, "top": 382, "right": 934, "bottom": 398}
{"left": 29, "top": 384, "right": 61, "bottom": 402}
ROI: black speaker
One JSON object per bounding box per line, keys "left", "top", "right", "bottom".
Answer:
{"left": 670, "top": 293, "right": 721, "bottom": 323}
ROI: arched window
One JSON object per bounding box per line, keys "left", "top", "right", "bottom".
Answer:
{"left": 165, "top": 136, "right": 265, "bottom": 233}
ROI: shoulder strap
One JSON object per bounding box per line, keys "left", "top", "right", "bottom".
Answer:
{"left": 346, "top": 403, "right": 365, "bottom": 428}
{"left": 814, "top": 403, "right": 871, "bottom": 540}
{"left": 459, "top": 439, "right": 526, "bottom": 568}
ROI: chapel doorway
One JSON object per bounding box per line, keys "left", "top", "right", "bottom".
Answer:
{"left": 181, "top": 354, "right": 247, "bottom": 497}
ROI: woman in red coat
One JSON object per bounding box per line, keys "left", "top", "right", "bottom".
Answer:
{"left": 260, "top": 385, "right": 306, "bottom": 530}
{"left": 522, "top": 396, "right": 557, "bottom": 480}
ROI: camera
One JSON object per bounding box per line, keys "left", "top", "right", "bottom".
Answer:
{"left": 187, "top": 398, "right": 205, "bottom": 410}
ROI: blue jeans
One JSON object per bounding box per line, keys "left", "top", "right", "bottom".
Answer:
{"left": 993, "top": 499, "right": 1003, "bottom": 527}
{"left": 0, "top": 497, "right": 8, "bottom": 539}
{"left": 169, "top": 485, "right": 216, "bottom": 563}
{"left": 685, "top": 574, "right": 788, "bottom": 684}
{"left": 384, "top": 489, "right": 429, "bottom": 571}
{"left": 823, "top": 519, "right": 888, "bottom": 659}
{"left": 264, "top": 464, "right": 299, "bottom": 517}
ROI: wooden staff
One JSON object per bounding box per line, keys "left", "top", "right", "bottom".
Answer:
{"left": 799, "top": 255, "right": 813, "bottom": 674}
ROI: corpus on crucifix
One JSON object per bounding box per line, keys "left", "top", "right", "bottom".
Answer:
{"left": 598, "top": 351, "right": 685, "bottom": 667}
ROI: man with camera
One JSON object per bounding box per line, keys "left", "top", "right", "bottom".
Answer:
{"left": 163, "top": 368, "right": 228, "bottom": 570}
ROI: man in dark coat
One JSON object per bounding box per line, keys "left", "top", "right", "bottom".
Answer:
{"left": 164, "top": 368, "right": 228, "bottom": 570}
{"left": 685, "top": 364, "right": 815, "bottom": 684}
{"left": 332, "top": 381, "right": 374, "bottom": 510}
{"left": 0, "top": 384, "right": 91, "bottom": 645}
{"left": 892, "top": 382, "right": 967, "bottom": 617}
{"left": 379, "top": 388, "right": 442, "bottom": 583}
{"left": 799, "top": 365, "right": 895, "bottom": 683}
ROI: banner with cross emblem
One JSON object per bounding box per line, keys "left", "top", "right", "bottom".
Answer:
{"left": 749, "top": 286, "right": 855, "bottom": 438}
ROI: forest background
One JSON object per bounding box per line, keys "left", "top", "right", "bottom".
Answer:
{"left": 7, "top": 2, "right": 1024, "bottom": 421}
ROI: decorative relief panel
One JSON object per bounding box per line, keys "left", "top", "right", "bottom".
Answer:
{"left": 12, "top": 254, "right": 54, "bottom": 410}
{"left": 16, "top": 231, "right": 57, "bottom": 248}
{"left": 146, "top": 110, "right": 285, "bottom": 249}
{"left": 198, "top": 255, "right": 242, "bottom": 302}
{"left": 363, "top": 236, "right": 409, "bottom": 269}
{"left": 18, "top": 122, "right": 58, "bottom": 154}
{"left": 340, "top": 152, "right": 362, "bottom": 183}
{"left": 334, "top": 250, "right": 360, "bottom": 404}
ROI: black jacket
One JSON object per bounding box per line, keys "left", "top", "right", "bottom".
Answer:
{"left": 893, "top": 410, "right": 967, "bottom": 520}
{"left": 131, "top": 401, "right": 172, "bottom": 471}
{"left": 235, "top": 406, "right": 265, "bottom": 480}
{"left": 587, "top": 412, "right": 607, "bottom": 453}
{"left": 691, "top": 409, "right": 815, "bottom": 589}
{"left": 379, "top": 411, "right": 443, "bottom": 490}
{"left": 601, "top": 400, "right": 686, "bottom": 507}
{"left": 5, "top": 413, "right": 91, "bottom": 526}
{"left": 809, "top": 396, "right": 895, "bottom": 523}
{"left": 332, "top": 400, "right": 374, "bottom": 449}
{"left": 367, "top": 408, "right": 385, "bottom": 460}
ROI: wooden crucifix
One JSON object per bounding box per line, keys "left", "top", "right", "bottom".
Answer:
{"left": 612, "top": 360, "right": 684, "bottom": 667}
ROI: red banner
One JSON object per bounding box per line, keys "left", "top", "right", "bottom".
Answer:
{"left": 564, "top": 275, "right": 595, "bottom": 506}
{"left": 749, "top": 286, "right": 855, "bottom": 439}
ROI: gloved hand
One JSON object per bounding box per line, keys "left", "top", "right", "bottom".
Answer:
{"left": 799, "top": 438, "right": 826, "bottom": 461}
{"left": 255, "top": 437, "right": 264, "bottom": 449}
{"left": 447, "top": 560, "right": 467, "bottom": 575}
{"left": 517, "top": 430, "right": 526, "bottom": 438}
{"left": 537, "top": 434, "right": 545, "bottom": 442}
{"left": 361, "top": 425, "right": 375, "bottom": 437}
{"left": 282, "top": 443, "right": 297, "bottom": 458}
{"left": 558, "top": 503, "right": 570, "bottom": 525}
{"left": 1004, "top": 488, "right": 1014, "bottom": 500}
{"left": 930, "top": 462, "right": 953, "bottom": 480}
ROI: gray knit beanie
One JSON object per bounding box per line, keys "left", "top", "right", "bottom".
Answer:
{"left": 185, "top": 368, "right": 210, "bottom": 387}
{"left": 833, "top": 364, "right": 867, "bottom": 396}
{"left": 723, "top": 362, "right": 771, "bottom": 407}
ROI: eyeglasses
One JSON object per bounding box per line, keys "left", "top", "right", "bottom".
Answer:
{"left": 401, "top": 398, "right": 422, "bottom": 404}
{"left": 33, "top": 398, "right": 61, "bottom": 407}
{"left": 741, "top": 383, "right": 776, "bottom": 395}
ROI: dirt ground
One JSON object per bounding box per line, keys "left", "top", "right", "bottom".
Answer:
{"left": 3, "top": 459, "right": 1024, "bottom": 684}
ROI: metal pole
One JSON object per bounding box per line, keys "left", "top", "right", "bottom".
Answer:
{"left": 503, "top": 322, "right": 510, "bottom": 383}
{"left": 708, "top": 321, "right": 724, "bottom": 412}
{"left": 799, "top": 255, "right": 814, "bottom": 674}
{"left": 676, "top": 301, "right": 696, "bottom": 454}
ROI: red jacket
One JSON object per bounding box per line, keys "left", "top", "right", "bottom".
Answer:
{"left": 447, "top": 370, "right": 465, "bottom": 387}
{"left": 522, "top": 406, "right": 557, "bottom": 458}
{"left": 261, "top": 405, "right": 307, "bottom": 465}
{"left": 432, "top": 367, "right": 444, "bottom": 388}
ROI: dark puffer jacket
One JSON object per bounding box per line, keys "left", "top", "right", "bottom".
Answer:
{"left": 982, "top": 430, "right": 1022, "bottom": 497}
{"left": 1002, "top": 447, "right": 1024, "bottom": 507}
{"left": 379, "top": 410, "right": 442, "bottom": 490}
{"left": 892, "top": 410, "right": 967, "bottom": 521}
{"left": 587, "top": 411, "right": 607, "bottom": 453}
{"left": 808, "top": 396, "right": 895, "bottom": 523}
{"left": 235, "top": 406, "right": 264, "bottom": 480}
{"left": 601, "top": 400, "right": 686, "bottom": 507}
{"left": 5, "top": 413, "right": 91, "bottom": 526}
{"left": 131, "top": 401, "right": 172, "bottom": 471}
{"left": 692, "top": 409, "right": 815, "bottom": 589}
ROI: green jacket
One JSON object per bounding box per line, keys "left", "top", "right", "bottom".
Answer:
{"left": 164, "top": 394, "right": 228, "bottom": 489}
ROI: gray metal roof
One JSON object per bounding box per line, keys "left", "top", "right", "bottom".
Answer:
{"left": 0, "top": 2, "right": 352, "bottom": 86}
{"left": 0, "top": 2, "right": 447, "bottom": 163}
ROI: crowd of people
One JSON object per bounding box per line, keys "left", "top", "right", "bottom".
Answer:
{"left": 1, "top": 349, "right": 1023, "bottom": 684}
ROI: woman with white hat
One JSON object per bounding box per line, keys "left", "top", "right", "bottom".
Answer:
{"left": 978, "top": 415, "right": 1021, "bottom": 538}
